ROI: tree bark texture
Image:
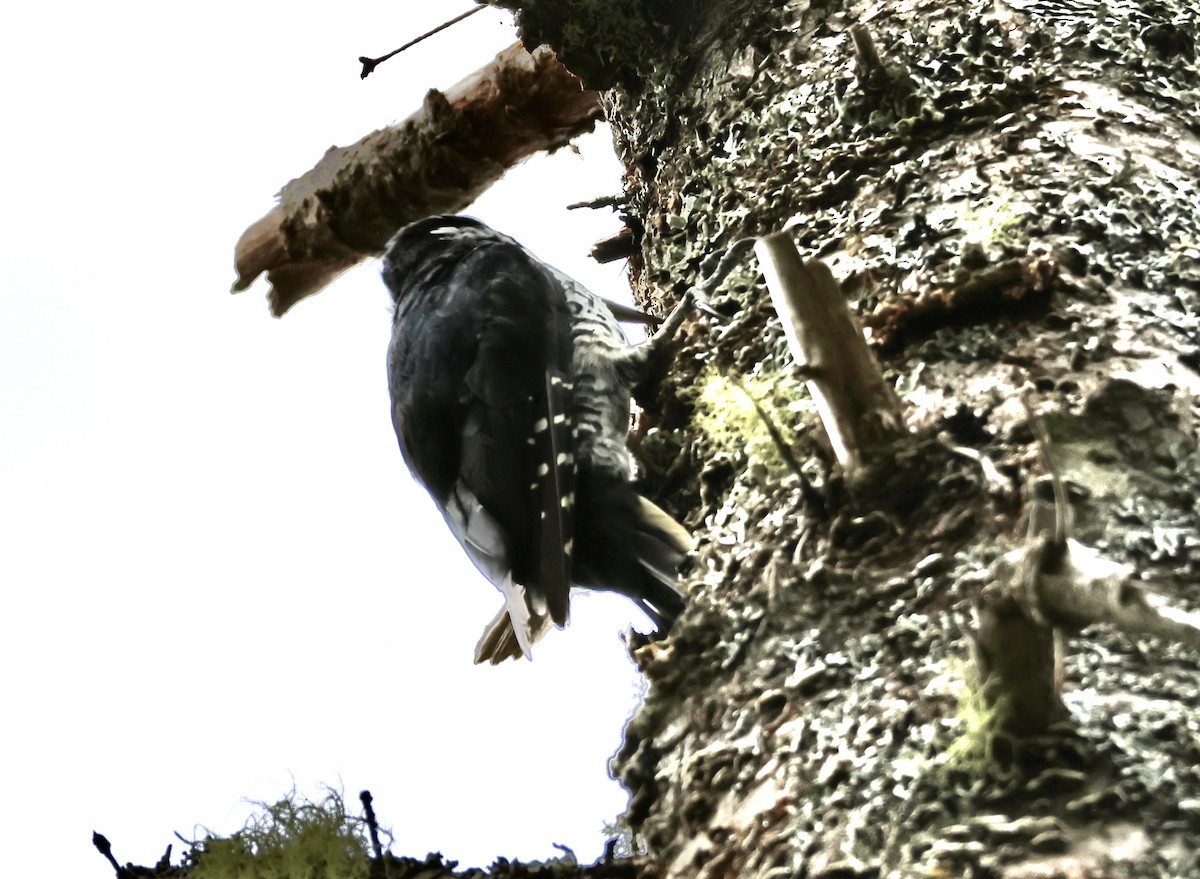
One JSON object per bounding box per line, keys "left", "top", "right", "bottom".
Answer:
{"left": 552, "top": 0, "right": 1200, "bottom": 877}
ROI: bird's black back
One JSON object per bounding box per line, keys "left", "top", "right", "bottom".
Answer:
{"left": 384, "top": 217, "right": 574, "bottom": 627}
{"left": 383, "top": 216, "right": 689, "bottom": 662}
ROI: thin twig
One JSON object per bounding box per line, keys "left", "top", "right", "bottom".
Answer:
{"left": 654, "top": 236, "right": 756, "bottom": 336}
{"left": 359, "top": 790, "right": 385, "bottom": 861}
{"left": 1021, "top": 390, "right": 1068, "bottom": 551}
{"left": 566, "top": 195, "right": 627, "bottom": 211}
{"left": 616, "top": 237, "right": 756, "bottom": 384}
{"left": 726, "top": 374, "right": 804, "bottom": 478}
{"left": 92, "top": 832, "right": 125, "bottom": 879}
{"left": 360, "top": 6, "right": 485, "bottom": 79}
{"left": 728, "top": 373, "right": 826, "bottom": 514}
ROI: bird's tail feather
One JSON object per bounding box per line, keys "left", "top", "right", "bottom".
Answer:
{"left": 628, "top": 495, "right": 689, "bottom": 627}
{"left": 574, "top": 476, "right": 690, "bottom": 632}
{"left": 474, "top": 482, "right": 691, "bottom": 665}
{"left": 474, "top": 602, "right": 554, "bottom": 665}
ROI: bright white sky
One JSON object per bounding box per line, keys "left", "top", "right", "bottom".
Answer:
{"left": 1, "top": 4, "right": 654, "bottom": 874}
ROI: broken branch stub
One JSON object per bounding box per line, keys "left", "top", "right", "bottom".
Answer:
{"left": 979, "top": 502, "right": 1200, "bottom": 736}
{"left": 754, "top": 233, "right": 905, "bottom": 475}
{"left": 1040, "top": 553, "right": 1200, "bottom": 650}
{"left": 976, "top": 498, "right": 1068, "bottom": 737}
{"left": 973, "top": 582, "right": 1065, "bottom": 736}
{"left": 232, "top": 43, "right": 603, "bottom": 316}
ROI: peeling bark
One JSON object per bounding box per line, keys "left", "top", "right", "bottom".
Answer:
{"left": 231, "top": 43, "right": 601, "bottom": 316}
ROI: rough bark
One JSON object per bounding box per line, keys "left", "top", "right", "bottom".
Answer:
{"left": 582, "top": 0, "right": 1200, "bottom": 877}
{"left": 231, "top": 42, "right": 601, "bottom": 316}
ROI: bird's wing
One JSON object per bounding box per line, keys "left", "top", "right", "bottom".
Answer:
{"left": 386, "top": 222, "right": 575, "bottom": 649}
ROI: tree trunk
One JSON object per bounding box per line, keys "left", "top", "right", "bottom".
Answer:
{"left": 515, "top": 0, "right": 1200, "bottom": 876}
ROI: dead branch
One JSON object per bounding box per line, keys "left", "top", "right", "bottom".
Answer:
{"left": 754, "top": 233, "right": 905, "bottom": 474}
{"left": 92, "top": 832, "right": 124, "bottom": 879}
{"left": 359, "top": 791, "right": 384, "bottom": 861}
{"left": 1036, "top": 541, "right": 1200, "bottom": 649}
{"left": 232, "top": 43, "right": 602, "bottom": 316}
{"left": 590, "top": 228, "right": 637, "bottom": 263}
{"left": 982, "top": 518, "right": 1200, "bottom": 737}
{"left": 566, "top": 194, "right": 626, "bottom": 210}
{"left": 977, "top": 404, "right": 1200, "bottom": 735}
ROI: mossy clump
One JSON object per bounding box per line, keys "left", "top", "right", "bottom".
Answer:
{"left": 958, "top": 195, "right": 1026, "bottom": 251}
{"left": 516, "top": 0, "right": 660, "bottom": 90}
{"left": 186, "top": 790, "right": 373, "bottom": 879}
{"left": 942, "top": 658, "right": 1016, "bottom": 781}
{"left": 690, "top": 366, "right": 810, "bottom": 481}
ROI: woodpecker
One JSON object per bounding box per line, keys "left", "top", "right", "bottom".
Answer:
{"left": 383, "top": 216, "right": 690, "bottom": 664}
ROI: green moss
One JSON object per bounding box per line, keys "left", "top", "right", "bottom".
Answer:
{"left": 187, "top": 790, "right": 374, "bottom": 879}
{"left": 958, "top": 195, "right": 1025, "bottom": 249}
{"left": 517, "top": 0, "right": 659, "bottom": 89}
{"left": 690, "top": 367, "right": 810, "bottom": 480}
{"left": 941, "top": 658, "right": 1016, "bottom": 780}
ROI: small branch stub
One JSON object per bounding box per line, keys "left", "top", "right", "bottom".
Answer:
{"left": 92, "top": 832, "right": 125, "bottom": 879}
{"left": 360, "top": 790, "right": 384, "bottom": 861}
{"left": 849, "top": 23, "right": 885, "bottom": 75}
{"left": 754, "top": 233, "right": 905, "bottom": 474}
{"left": 977, "top": 403, "right": 1200, "bottom": 736}
{"left": 974, "top": 574, "right": 1065, "bottom": 736}
{"left": 1017, "top": 404, "right": 1200, "bottom": 649}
